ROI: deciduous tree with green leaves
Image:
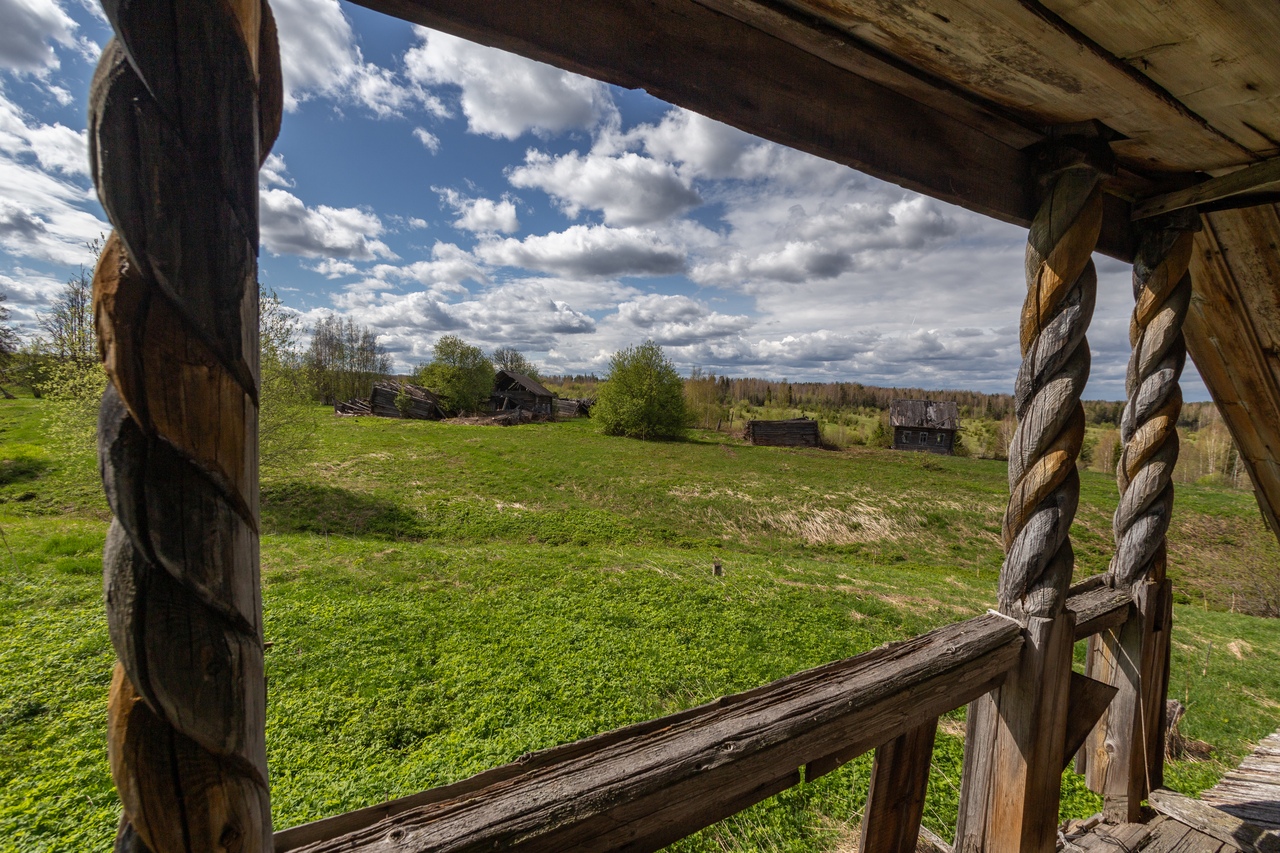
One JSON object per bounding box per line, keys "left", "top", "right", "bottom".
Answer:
{"left": 491, "top": 346, "right": 540, "bottom": 380}
{"left": 415, "top": 335, "right": 495, "bottom": 415}
{"left": 592, "top": 340, "right": 690, "bottom": 440}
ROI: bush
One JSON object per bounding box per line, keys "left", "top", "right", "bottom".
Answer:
{"left": 592, "top": 340, "right": 690, "bottom": 440}
{"left": 416, "top": 335, "right": 494, "bottom": 415}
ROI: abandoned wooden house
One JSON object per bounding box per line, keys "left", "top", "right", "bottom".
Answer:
{"left": 890, "top": 399, "right": 959, "bottom": 455}
{"left": 491, "top": 369, "right": 554, "bottom": 416}
{"left": 88, "top": 1, "right": 1280, "bottom": 852}
{"left": 553, "top": 397, "right": 591, "bottom": 419}
{"left": 745, "top": 417, "right": 822, "bottom": 447}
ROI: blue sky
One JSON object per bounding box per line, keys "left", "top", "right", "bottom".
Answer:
{"left": 0, "top": 0, "right": 1208, "bottom": 400}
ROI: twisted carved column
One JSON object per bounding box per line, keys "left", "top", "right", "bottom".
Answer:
{"left": 957, "top": 141, "right": 1107, "bottom": 853}
{"left": 1110, "top": 212, "right": 1197, "bottom": 588}
{"left": 1083, "top": 211, "right": 1197, "bottom": 819}
{"left": 90, "top": 1, "right": 282, "bottom": 850}
{"left": 1000, "top": 152, "right": 1103, "bottom": 617}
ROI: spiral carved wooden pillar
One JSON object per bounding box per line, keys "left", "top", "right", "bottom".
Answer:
{"left": 955, "top": 140, "right": 1107, "bottom": 853}
{"left": 89, "top": 1, "right": 283, "bottom": 850}
{"left": 1083, "top": 211, "right": 1198, "bottom": 821}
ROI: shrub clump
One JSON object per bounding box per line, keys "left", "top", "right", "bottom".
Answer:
{"left": 592, "top": 340, "right": 690, "bottom": 440}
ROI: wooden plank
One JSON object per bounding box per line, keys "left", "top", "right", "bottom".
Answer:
{"left": 1067, "top": 583, "right": 1133, "bottom": 640}
{"left": 278, "top": 614, "right": 1023, "bottom": 852}
{"left": 763, "top": 0, "right": 1253, "bottom": 173}
{"left": 1133, "top": 159, "right": 1280, "bottom": 219}
{"left": 1152, "top": 790, "right": 1280, "bottom": 853}
{"left": 1083, "top": 579, "right": 1171, "bottom": 821}
{"left": 860, "top": 717, "right": 938, "bottom": 853}
{"left": 954, "top": 691, "right": 998, "bottom": 853}
{"left": 1186, "top": 206, "right": 1280, "bottom": 541}
{"left": 1146, "top": 816, "right": 1197, "bottom": 853}
{"left": 1063, "top": 671, "right": 1119, "bottom": 769}
{"left": 984, "top": 612, "right": 1076, "bottom": 853}
{"left": 1041, "top": 0, "right": 1280, "bottom": 158}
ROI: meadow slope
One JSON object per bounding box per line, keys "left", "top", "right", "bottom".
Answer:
{"left": 2, "top": 398, "right": 1278, "bottom": 852}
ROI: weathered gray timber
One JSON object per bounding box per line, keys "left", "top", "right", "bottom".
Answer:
{"left": 1201, "top": 732, "right": 1280, "bottom": 834}
{"left": 370, "top": 382, "right": 442, "bottom": 420}
{"left": 860, "top": 717, "right": 939, "bottom": 853}
{"left": 274, "top": 614, "right": 1023, "bottom": 852}
{"left": 744, "top": 418, "right": 821, "bottom": 447}
{"left": 89, "top": 0, "right": 282, "bottom": 849}
{"left": 1153, "top": 788, "right": 1280, "bottom": 851}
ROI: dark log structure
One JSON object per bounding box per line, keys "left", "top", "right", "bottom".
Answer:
{"left": 87, "top": 0, "right": 1280, "bottom": 851}
{"left": 744, "top": 417, "right": 821, "bottom": 447}
{"left": 889, "top": 399, "right": 959, "bottom": 455}
{"left": 370, "top": 382, "right": 442, "bottom": 420}
{"left": 491, "top": 370, "right": 553, "bottom": 416}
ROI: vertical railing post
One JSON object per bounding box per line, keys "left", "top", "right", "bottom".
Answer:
{"left": 956, "top": 134, "right": 1110, "bottom": 853}
{"left": 1083, "top": 210, "right": 1198, "bottom": 821}
{"left": 90, "top": 1, "right": 283, "bottom": 850}
{"left": 860, "top": 717, "right": 939, "bottom": 853}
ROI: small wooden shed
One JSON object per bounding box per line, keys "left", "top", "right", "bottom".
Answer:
{"left": 491, "top": 370, "right": 554, "bottom": 416}
{"left": 890, "top": 399, "right": 959, "bottom": 455}
{"left": 745, "top": 417, "right": 821, "bottom": 447}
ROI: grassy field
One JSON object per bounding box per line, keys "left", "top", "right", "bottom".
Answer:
{"left": 2, "top": 395, "right": 1279, "bottom": 852}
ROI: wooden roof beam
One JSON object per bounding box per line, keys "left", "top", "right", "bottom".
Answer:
{"left": 1132, "top": 158, "right": 1280, "bottom": 220}
{"left": 350, "top": 0, "right": 1137, "bottom": 260}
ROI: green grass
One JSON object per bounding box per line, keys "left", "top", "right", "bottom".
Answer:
{"left": 2, "top": 397, "right": 1279, "bottom": 852}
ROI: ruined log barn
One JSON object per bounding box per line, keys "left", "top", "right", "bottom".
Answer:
{"left": 491, "top": 369, "right": 555, "bottom": 416}
{"left": 745, "top": 417, "right": 822, "bottom": 447}
{"left": 90, "top": 1, "right": 1280, "bottom": 851}
{"left": 891, "top": 399, "right": 959, "bottom": 455}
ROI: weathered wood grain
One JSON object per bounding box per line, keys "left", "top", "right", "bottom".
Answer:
{"left": 1041, "top": 0, "right": 1280, "bottom": 159}
{"left": 276, "top": 614, "right": 1023, "bottom": 852}
{"left": 1067, "top": 581, "right": 1133, "bottom": 640}
{"left": 860, "top": 718, "right": 938, "bottom": 853}
{"left": 1186, "top": 206, "right": 1280, "bottom": 541}
{"left": 984, "top": 612, "right": 1076, "bottom": 852}
{"left": 1063, "top": 671, "right": 1119, "bottom": 770}
{"left": 1084, "top": 579, "right": 1172, "bottom": 821}
{"left": 1133, "top": 159, "right": 1280, "bottom": 220}
{"left": 1151, "top": 788, "right": 1280, "bottom": 853}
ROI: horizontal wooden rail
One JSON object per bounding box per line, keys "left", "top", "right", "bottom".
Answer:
{"left": 1066, "top": 575, "right": 1133, "bottom": 640}
{"left": 277, "top": 614, "right": 1023, "bottom": 853}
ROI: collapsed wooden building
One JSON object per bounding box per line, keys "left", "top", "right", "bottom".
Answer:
{"left": 87, "top": 1, "right": 1280, "bottom": 852}
{"left": 745, "top": 417, "right": 822, "bottom": 447}
{"left": 890, "top": 399, "right": 959, "bottom": 455}
{"left": 491, "top": 370, "right": 555, "bottom": 416}
{"left": 334, "top": 382, "right": 442, "bottom": 420}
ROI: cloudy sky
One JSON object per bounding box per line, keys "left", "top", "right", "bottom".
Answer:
{"left": 0, "top": 0, "right": 1206, "bottom": 399}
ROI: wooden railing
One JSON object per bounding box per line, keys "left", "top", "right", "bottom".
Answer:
{"left": 274, "top": 578, "right": 1134, "bottom": 853}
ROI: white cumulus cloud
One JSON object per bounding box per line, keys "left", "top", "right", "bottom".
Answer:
{"left": 404, "top": 28, "right": 615, "bottom": 139}
{"left": 508, "top": 149, "right": 701, "bottom": 226}
{"left": 434, "top": 187, "right": 519, "bottom": 234}
{"left": 477, "top": 224, "right": 685, "bottom": 278}
{"left": 259, "top": 188, "right": 396, "bottom": 261}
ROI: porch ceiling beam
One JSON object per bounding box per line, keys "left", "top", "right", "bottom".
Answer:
{"left": 1132, "top": 158, "right": 1280, "bottom": 220}
{"left": 349, "top": 0, "right": 1137, "bottom": 260}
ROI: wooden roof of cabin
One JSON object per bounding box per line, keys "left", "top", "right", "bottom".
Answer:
{"left": 494, "top": 370, "right": 554, "bottom": 398}
{"left": 353, "top": 0, "right": 1280, "bottom": 539}
{"left": 890, "top": 400, "right": 959, "bottom": 430}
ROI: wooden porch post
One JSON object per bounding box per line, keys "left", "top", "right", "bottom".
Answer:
{"left": 90, "top": 1, "right": 283, "bottom": 850}
{"left": 955, "top": 136, "right": 1110, "bottom": 853}
{"left": 1082, "top": 210, "right": 1198, "bottom": 821}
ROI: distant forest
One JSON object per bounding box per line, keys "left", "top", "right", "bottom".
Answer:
{"left": 543, "top": 373, "right": 1219, "bottom": 428}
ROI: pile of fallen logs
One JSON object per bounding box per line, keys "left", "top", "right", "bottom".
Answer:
{"left": 744, "top": 417, "right": 821, "bottom": 447}
{"left": 333, "top": 382, "right": 442, "bottom": 420}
